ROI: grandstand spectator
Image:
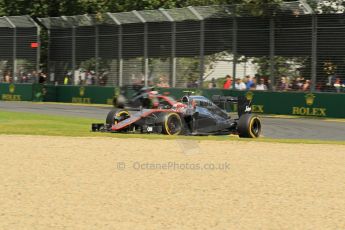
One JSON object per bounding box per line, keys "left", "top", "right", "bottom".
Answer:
{"left": 315, "top": 81, "right": 323, "bottom": 92}
{"left": 4, "top": 71, "right": 11, "bottom": 83}
{"left": 20, "top": 72, "right": 26, "bottom": 83}
{"left": 267, "top": 79, "right": 273, "bottom": 91}
{"left": 31, "top": 71, "right": 39, "bottom": 83}
{"left": 64, "top": 75, "right": 70, "bottom": 85}
{"left": 326, "top": 74, "right": 336, "bottom": 87}
{"left": 26, "top": 73, "right": 33, "bottom": 83}
{"left": 256, "top": 78, "right": 267, "bottom": 90}
{"left": 290, "top": 77, "right": 300, "bottom": 91}
{"left": 49, "top": 72, "right": 55, "bottom": 83}
{"left": 157, "top": 75, "right": 170, "bottom": 88}
{"left": 302, "top": 79, "right": 311, "bottom": 91}
{"left": 333, "top": 77, "right": 342, "bottom": 93}
{"left": 297, "top": 77, "right": 304, "bottom": 90}
{"left": 211, "top": 77, "right": 217, "bottom": 88}
{"left": 208, "top": 78, "right": 217, "bottom": 88}
{"left": 249, "top": 76, "right": 257, "bottom": 90}
{"left": 245, "top": 75, "right": 255, "bottom": 90}
{"left": 13, "top": 74, "right": 18, "bottom": 82}
{"left": 91, "top": 71, "right": 97, "bottom": 85}
{"left": 80, "top": 70, "right": 86, "bottom": 85}
{"left": 86, "top": 71, "right": 93, "bottom": 85}
{"left": 293, "top": 77, "right": 304, "bottom": 91}
{"left": 39, "top": 72, "right": 47, "bottom": 84}
{"left": 277, "top": 76, "right": 289, "bottom": 91}
{"left": 234, "top": 78, "right": 246, "bottom": 90}
{"left": 98, "top": 71, "right": 108, "bottom": 86}
{"left": 223, "top": 75, "right": 232, "bottom": 89}
{"left": 290, "top": 78, "right": 298, "bottom": 91}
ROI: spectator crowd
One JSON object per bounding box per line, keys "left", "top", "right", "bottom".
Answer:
{"left": 219, "top": 74, "right": 271, "bottom": 91}
{"left": 1, "top": 68, "right": 344, "bottom": 93}
{"left": 206, "top": 74, "right": 344, "bottom": 93}
{"left": 1, "top": 70, "right": 48, "bottom": 84}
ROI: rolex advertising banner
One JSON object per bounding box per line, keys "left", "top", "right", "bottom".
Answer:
{"left": 0, "top": 83, "right": 34, "bottom": 101}
{"left": 56, "top": 85, "right": 116, "bottom": 105}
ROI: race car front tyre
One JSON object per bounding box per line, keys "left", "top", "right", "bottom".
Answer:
{"left": 162, "top": 113, "right": 183, "bottom": 135}
{"left": 106, "top": 109, "right": 130, "bottom": 127}
{"left": 237, "top": 114, "right": 261, "bottom": 138}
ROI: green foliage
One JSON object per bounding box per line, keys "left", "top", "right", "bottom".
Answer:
{"left": 237, "top": 0, "right": 283, "bottom": 16}
{"left": 176, "top": 57, "right": 200, "bottom": 85}
{"left": 203, "top": 76, "right": 228, "bottom": 88}
{"left": 79, "top": 57, "right": 110, "bottom": 72}
{"left": 0, "top": 0, "right": 288, "bottom": 17}
{"left": 252, "top": 56, "right": 309, "bottom": 78}
{"left": 313, "top": 0, "right": 345, "bottom": 14}
{"left": 16, "top": 59, "right": 35, "bottom": 72}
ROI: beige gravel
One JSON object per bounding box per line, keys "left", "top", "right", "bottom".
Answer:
{"left": 0, "top": 135, "right": 345, "bottom": 230}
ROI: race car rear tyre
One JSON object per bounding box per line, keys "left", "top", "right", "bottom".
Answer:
{"left": 162, "top": 113, "right": 183, "bottom": 135}
{"left": 237, "top": 114, "right": 261, "bottom": 138}
{"left": 106, "top": 109, "right": 130, "bottom": 126}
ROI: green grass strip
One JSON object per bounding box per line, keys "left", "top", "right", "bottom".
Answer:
{"left": 0, "top": 110, "right": 344, "bottom": 145}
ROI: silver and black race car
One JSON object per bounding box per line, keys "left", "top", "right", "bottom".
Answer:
{"left": 92, "top": 93, "right": 262, "bottom": 138}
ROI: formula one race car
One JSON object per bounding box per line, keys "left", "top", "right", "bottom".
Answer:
{"left": 113, "top": 85, "right": 176, "bottom": 110}
{"left": 92, "top": 93, "right": 262, "bottom": 138}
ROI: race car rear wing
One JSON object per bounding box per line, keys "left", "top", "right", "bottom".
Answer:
{"left": 212, "top": 95, "right": 252, "bottom": 117}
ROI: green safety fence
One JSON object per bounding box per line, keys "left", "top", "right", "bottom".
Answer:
{"left": 1, "top": 83, "right": 344, "bottom": 118}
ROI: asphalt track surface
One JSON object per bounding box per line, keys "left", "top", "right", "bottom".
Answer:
{"left": 1, "top": 101, "right": 344, "bottom": 141}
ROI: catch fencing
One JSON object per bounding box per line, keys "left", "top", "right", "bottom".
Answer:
{"left": 37, "top": 1, "right": 345, "bottom": 93}
{"left": 0, "top": 16, "right": 40, "bottom": 84}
